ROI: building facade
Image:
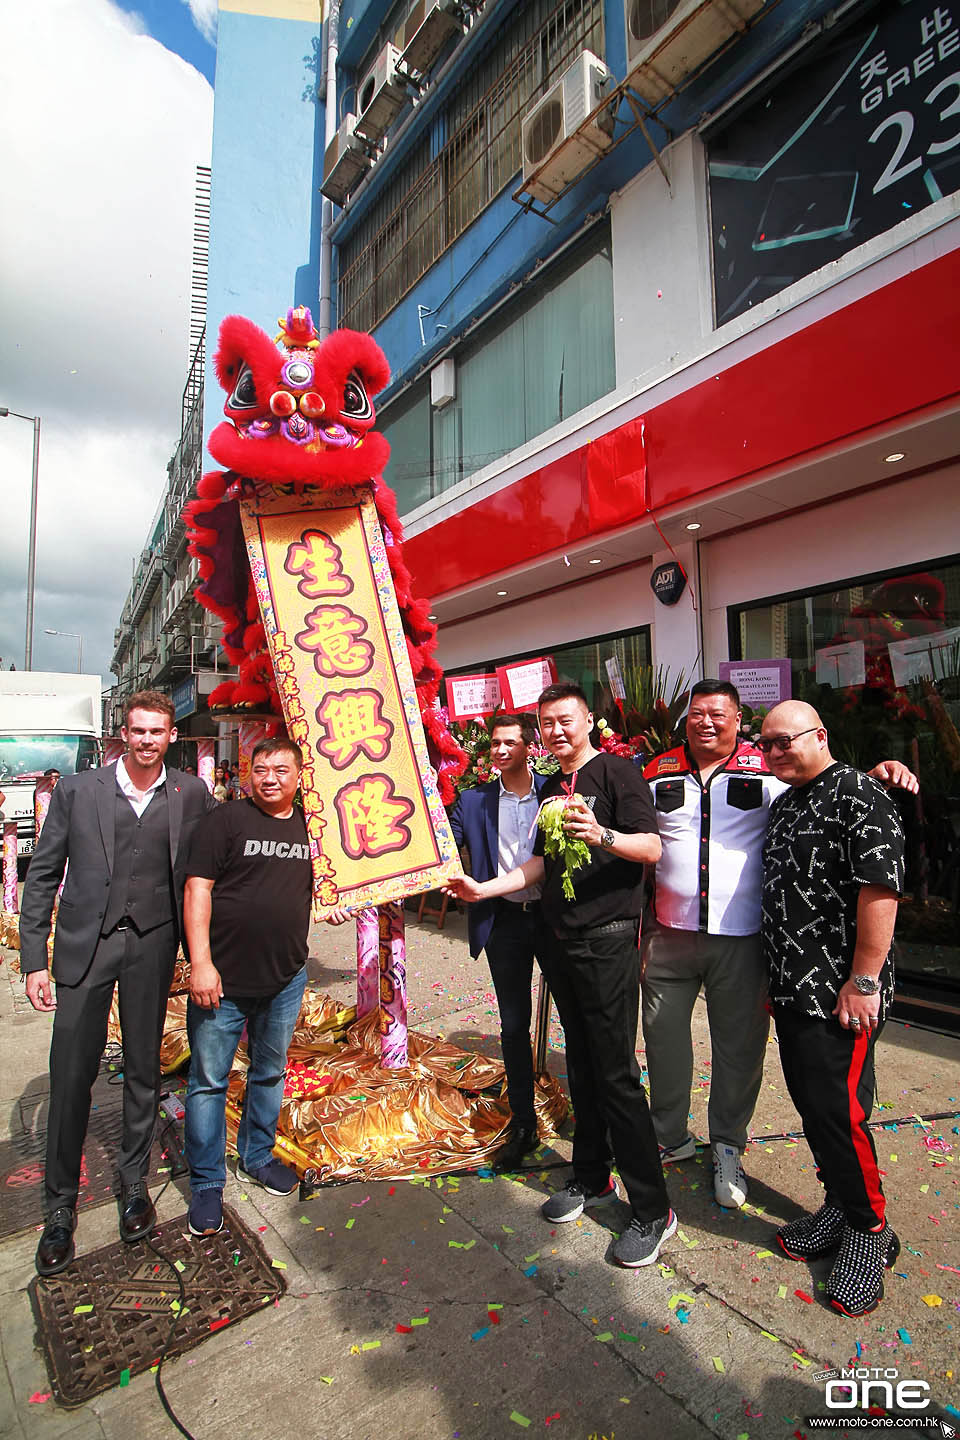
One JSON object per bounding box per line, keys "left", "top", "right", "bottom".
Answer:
{"left": 202, "top": 0, "right": 959, "bottom": 1024}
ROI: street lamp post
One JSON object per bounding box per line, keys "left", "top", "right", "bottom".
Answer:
{"left": 44, "top": 628, "right": 83, "bottom": 673}
{"left": 0, "top": 407, "right": 41, "bottom": 670}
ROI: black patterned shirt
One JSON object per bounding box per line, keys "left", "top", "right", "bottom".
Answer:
{"left": 761, "top": 763, "right": 904, "bottom": 1019}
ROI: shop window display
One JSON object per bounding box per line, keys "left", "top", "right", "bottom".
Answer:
{"left": 730, "top": 557, "right": 960, "bottom": 1013}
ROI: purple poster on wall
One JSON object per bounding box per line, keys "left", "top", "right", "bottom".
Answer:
{"left": 719, "top": 659, "right": 792, "bottom": 708}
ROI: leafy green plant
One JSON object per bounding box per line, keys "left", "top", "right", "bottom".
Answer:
{"left": 620, "top": 664, "right": 689, "bottom": 758}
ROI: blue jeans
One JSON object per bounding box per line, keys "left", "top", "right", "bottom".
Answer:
{"left": 185, "top": 967, "right": 307, "bottom": 1192}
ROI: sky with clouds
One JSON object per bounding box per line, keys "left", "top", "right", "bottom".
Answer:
{"left": 0, "top": 0, "right": 215, "bottom": 689}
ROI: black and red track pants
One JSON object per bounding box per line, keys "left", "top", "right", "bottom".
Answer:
{"left": 773, "top": 1003, "right": 886, "bottom": 1231}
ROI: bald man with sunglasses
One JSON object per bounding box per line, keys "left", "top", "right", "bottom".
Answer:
{"left": 760, "top": 702, "right": 905, "bottom": 1317}
{"left": 641, "top": 680, "right": 916, "bottom": 1212}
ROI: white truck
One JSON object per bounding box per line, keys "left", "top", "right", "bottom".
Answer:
{"left": 0, "top": 672, "right": 103, "bottom": 860}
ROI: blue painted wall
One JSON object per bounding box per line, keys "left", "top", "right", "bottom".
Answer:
{"left": 204, "top": 0, "right": 842, "bottom": 423}
{"left": 330, "top": 0, "right": 839, "bottom": 403}
{"left": 204, "top": 6, "right": 326, "bottom": 448}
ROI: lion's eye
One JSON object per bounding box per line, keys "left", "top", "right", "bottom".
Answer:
{"left": 342, "top": 371, "right": 372, "bottom": 420}
{"left": 228, "top": 364, "right": 259, "bottom": 410}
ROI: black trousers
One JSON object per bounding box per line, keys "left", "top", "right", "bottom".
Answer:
{"left": 774, "top": 1003, "right": 886, "bottom": 1231}
{"left": 539, "top": 922, "right": 669, "bottom": 1221}
{"left": 484, "top": 903, "right": 552, "bottom": 1132}
{"left": 45, "top": 920, "right": 178, "bottom": 1214}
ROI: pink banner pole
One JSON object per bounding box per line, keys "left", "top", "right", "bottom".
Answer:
{"left": 197, "top": 739, "right": 216, "bottom": 793}
{"left": 101, "top": 738, "right": 125, "bottom": 767}
{"left": 377, "top": 901, "right": 408, "bottom": 1069}
{"left": 237, "top": 721, "right": 266, "bottom": 798}
{"left": 355, "top": 907, "right": 379, "bottom": 1018}
{"left": 2, "top": 822, "right": 18, "bottom": 915}
{"left": 34, "top": 775, "right": 55, "bottom": 842}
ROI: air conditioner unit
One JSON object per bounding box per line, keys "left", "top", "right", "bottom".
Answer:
{"left": 321, "top": 113, "right": 372, "bottom": 206}
{"left": 624, "top": 0, "right": 765, "bottom": 105}
{"left": 354, "top": 43, "right": 407, "bottom": 142}
{"left": 521, "top": 51, "right": 614, "bottom": 204}
{"left": 401, "top": 0, "right": 463, "bottom": 76}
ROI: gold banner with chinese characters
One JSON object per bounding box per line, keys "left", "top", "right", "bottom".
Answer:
{"left": 239, "top": 484, "right": 462, "bottom": 914}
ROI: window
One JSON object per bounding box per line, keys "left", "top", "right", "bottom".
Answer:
{"left": 338, "top": 0, "right": 604, "bottom": 331}
{"left": 706, "top": 0, "right": 960, "bottom": 325}
{"left": 375, "top": 223, "right": 615, "bottom": 513}
{"left": 379, "top": 380, "right": 432, "bottom": 514}
{"left": 730, "top": 555, "right": 960, "bottom": 1007}
{"left": 445, "top": 625, "right": 652, "bottom": 730}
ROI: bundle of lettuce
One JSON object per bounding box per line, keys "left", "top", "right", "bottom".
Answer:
{"left": 538, "top": 795, "right": 592, "bottom": 901}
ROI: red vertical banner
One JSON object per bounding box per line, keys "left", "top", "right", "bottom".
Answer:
{"left": 101, "top": 738, "right": 125, "bottom": 767}
{"left": 197, "top": 739, "right": 216, "bottom": 793}
{"left": 238, "top": 720, "right": 267, "bottom": 798}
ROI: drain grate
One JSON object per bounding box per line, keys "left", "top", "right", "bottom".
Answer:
{"left": 0, "top": 1107, "right": 185, "bottom": 1241}
{"left": 29, "top": 1204, "right": 284, "bottom": 1407}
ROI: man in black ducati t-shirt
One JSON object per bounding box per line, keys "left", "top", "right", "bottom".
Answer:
{"left": 448, "top": 683, "right": 676, "bottom": 1269}
{"left": 183, "top": 737, "right": 312, "bottom": 1237}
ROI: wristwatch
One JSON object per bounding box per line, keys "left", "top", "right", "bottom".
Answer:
{"left": 600, "top": 828, "right": 615, "bottom": 850}
{"left": 850, "top": 973, "right": 881, "bottom": 995}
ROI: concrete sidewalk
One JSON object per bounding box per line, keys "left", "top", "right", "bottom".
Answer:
{"left": 1, "top": 907, "right": 957, "bottom": 1440}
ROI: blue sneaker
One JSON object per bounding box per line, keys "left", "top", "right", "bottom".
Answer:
{"left": 188, "top": 1189, "right": 223, "bottom": 1236}
{"left": 238, "top": 1158, "right": 298, "bottom": 1195}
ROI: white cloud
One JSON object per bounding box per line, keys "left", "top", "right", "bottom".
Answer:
{"left": 182, "top": 0, "right": 218, "bottom": 45}
{"left": 0, "top": 0, "right": 212, "bottom": 685}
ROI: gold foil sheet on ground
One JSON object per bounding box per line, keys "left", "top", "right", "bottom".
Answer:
{"left": 228, "top": 996, "right": 568, "bottom": 1183}
{"left": 113, "top": 979, "right": 568, "bottom": 1179}
{"left": 0, "top": 914, "right": 20, "bottom": 950}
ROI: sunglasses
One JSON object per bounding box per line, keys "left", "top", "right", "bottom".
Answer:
{"left": 755, "top": 727, "right": 821, "bottom": 755}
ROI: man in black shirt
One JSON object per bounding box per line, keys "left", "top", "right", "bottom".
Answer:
{"left": 183, "top": 737, "right": 312, "bottom": 1236}
{"left": 448, "top": 684, "right": 675, "bottom": 1268}
{"left": 760, "top": 701, "right": 905, "bottom": 1317}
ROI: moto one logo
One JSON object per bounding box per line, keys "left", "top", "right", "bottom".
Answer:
{"left": 825, "top": 1368, "right": 930, "bottom": 1410}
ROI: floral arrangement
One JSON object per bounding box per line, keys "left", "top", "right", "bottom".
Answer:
{"left": 446, "top": 712, "right": 558, "bottom": 796}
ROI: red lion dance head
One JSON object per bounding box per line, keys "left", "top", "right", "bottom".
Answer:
{"left": 185, "top": 306, "right": 465, "bottom": 803}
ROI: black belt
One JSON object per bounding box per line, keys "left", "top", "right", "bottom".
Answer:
{"left": 555, "top": 917, "right": 638, "bottom": 940}
{"left": 114, "top": 917, "right": 138, "bottom": 933}
{"left": 498, "top": 899, "right": 539, "bottom": 914}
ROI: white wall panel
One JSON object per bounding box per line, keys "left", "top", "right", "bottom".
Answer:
{"left": 611, "top": 132, "right": 713, "bottom": 387}
{"left": 434, "top": 566, "right": 656, "bottom": 671}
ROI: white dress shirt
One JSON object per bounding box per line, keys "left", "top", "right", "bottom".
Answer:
{"left": 116, "top": 756, "right": 167, "bottom": 819}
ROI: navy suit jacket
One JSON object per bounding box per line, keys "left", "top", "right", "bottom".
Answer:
{"left": 19, "top": 763, "right": 216, "bottom": 982}
{"left": 449, "top": 773, "right": 548, "bottom": 959}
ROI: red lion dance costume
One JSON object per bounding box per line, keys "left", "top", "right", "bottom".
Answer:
{"left": 185, "top": 306, "right": 466, "bottom": 1070}
{"left": 185, "top": 305, "right": 464, "bottom": 797}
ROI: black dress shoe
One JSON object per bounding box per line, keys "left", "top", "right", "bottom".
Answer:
{"left": 36, "top": 1207, "right": 76, "bottom": 1277}
{"left": 119, "top": 1180, "right": 156, "bottom": 1242}
{"left": 492, "top": 1125, "right": 540, "bottom": 1173}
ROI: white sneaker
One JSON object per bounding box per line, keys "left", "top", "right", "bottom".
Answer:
{"left": 658, "top": 1135, "right": 697, "bottom": 1164}
{"left": 712, "top": 1143, "right": 747, "bottom": 1208}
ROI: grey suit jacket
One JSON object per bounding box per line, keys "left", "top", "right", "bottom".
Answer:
{"left": 19, "top": 764, "right": 216, "bottom": 982}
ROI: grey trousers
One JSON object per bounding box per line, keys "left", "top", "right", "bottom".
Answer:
{"left": 640, "top": 922, "right": 769, "bottom": 1152}
{"left": 45, "top": 921, "right": 178, "bottom": 1213}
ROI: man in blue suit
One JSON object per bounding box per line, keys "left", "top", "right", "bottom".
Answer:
{"left": 449, "top": 714, "right": 551, "bottom": 1171}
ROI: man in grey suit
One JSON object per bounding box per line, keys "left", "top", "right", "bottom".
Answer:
{"left": 20, "top": 690, "right": 214, "bottom": 1275}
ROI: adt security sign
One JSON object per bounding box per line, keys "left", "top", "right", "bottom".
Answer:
{"left": 650, "top": 561, "right": 687, "bottom": 606}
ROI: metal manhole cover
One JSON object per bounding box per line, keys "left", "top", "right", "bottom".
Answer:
{"left": 0, "top": 1107, "right": 185, "bottom": 1241}
{"left": 29, "top": 1204, "right": 284, "bottom": 1407}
